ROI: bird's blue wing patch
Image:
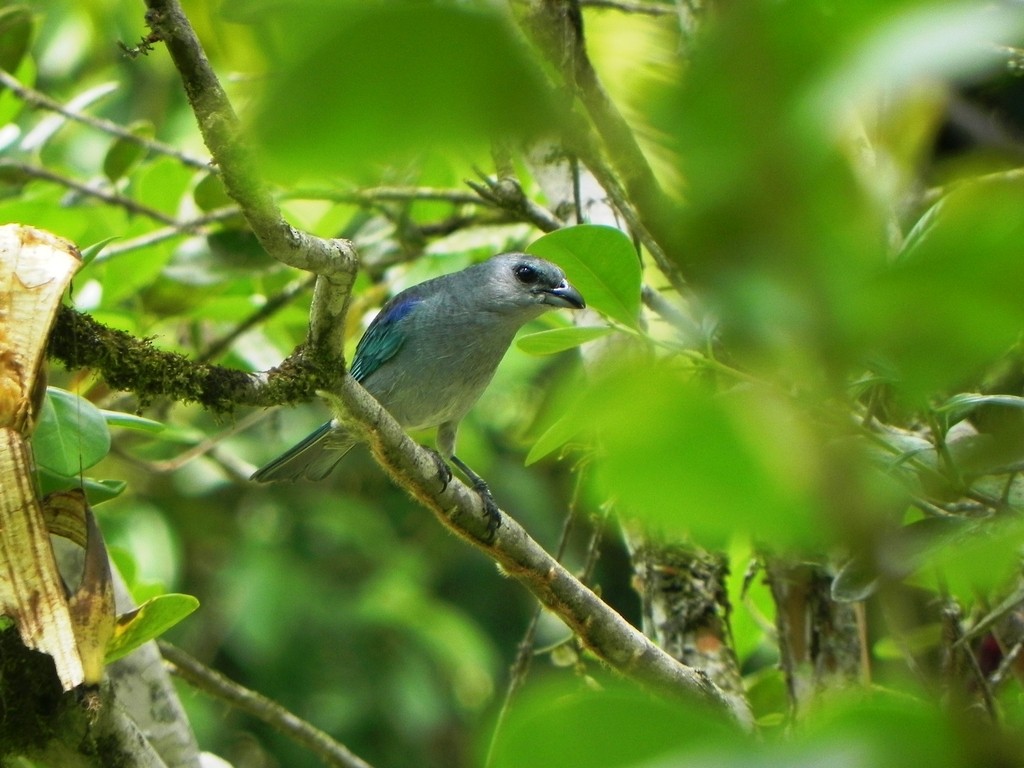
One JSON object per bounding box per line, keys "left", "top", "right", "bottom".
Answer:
{"left": 350, "top": 293, "right": 423, "bottom": 381}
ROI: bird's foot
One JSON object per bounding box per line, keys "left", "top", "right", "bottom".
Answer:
{"left": 471, "top": 479, "right": 502, "bottom": 539}
{"left": 450, "top": 454, "right": 502, "bottom": 540}
{"left": 424, "top": 447, "right": 453, "bottom": 492}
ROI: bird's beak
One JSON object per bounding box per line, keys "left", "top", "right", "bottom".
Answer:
{"left": 540, "top": 279, "right": 586, "bottom": 310}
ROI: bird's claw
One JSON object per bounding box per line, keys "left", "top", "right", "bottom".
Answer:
{"left": 473, "top": 481, "right": 502, "bottom": 539}
{"left": 425, "top": 448, "right": 453, "bottom": 492}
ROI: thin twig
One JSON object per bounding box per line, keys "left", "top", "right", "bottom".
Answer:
{"left": 119, "top": 409, "right": 267, "bottom": 472}
{"left": 990, "top": 640, "right": 1024, "bottom": 690}
{"left": 941, "top": 602, "right": 998, "bottom": 722}
{"left": 579, "top": 0, "right": 675, "bottom": 13}
{"left": 0, "top": 160, "right": 181, "bottom": 226}
{"left": 467, "top": 172, "right": 564, "bottom": 233}
{"left": 282, "top": 185, "right": 486, "bottom": 206}
{"left": 197, "top": 275, "right": 316, "bottom": 363}
{"left": 0, "top": 67, "right": 212, "bottom": 171}
{"left": 94, "top": 206, "right": 242, "bottom": 263}
{"left": 159, "top": 642, "right": 377, "bottom": 768}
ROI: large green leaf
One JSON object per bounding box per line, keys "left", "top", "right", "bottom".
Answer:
{"left": 33, "top": 388, "right": 111, "bottom": 476}
{"left": 489, "top": 679, "right": 733, "bottom": 768}
{"left": 527, "top": 225, "right": 641, "bottom": 328}
{"left": 517, "top": 326, "right": 614, "bottom": 356}
{"left": 855, "top": 181, "right": 1024, "bottom": 400}
{"left": 249, "top": 1, "right": 557, "bottom": 182}
{"left": 583, "top": 360, "right": 900, "bottom": 548}
{"left": 105, "top": 594, "right": 200, "bottom": 664}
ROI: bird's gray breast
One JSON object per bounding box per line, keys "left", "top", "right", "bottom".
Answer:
{"left": 362, "top": 309, "right": 518, "bottom": 431}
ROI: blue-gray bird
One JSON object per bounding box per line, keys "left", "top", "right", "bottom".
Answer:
{"left": 251, "top": 252, "right": 585, "bottom": 528}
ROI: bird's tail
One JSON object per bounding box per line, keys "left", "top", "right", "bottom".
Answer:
{"left": 250, "top": 421, "right": 355, "bottom": 482}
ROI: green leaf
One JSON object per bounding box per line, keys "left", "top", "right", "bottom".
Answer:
{"left": 583, "top": 360, "right": 889, "bottom": 549}
{"left": 873, "top": 624, "right": 942, "bottom": 660}
{"left": 810, "top": 4, "right": 1021, "bottom": 108}
{"left": 37, "top": 469, "right": 127, "bottom": 505}
{"left": 927, "top": 519, "right": 1024, "bottom": 601}
{"left": 130, "top": 155, "right": 194, "bottom": 217}
{"left": 105, "top": 593, "right": 199, "bottom": 664}
{"left": 251, "top": 2, "right": 557, "bottom": 182}
{"left": 527, "top": 225, "right": 641, "bottom": 328}
{"left": 193, "top": 171, "right": 232, "bottom": 211}
{"left": 0, "top": 46, "right": 34, "bottom": 127}
{"left": 81, "top": 478, "right": 127, "bottom": 504}
{"left": 489, "top": 679, "right": 733, "bottom": 768}
{"left": 526, "top": 411, "right": 583, "bottom": 466}
{"left": 517, "top": 326, "right": 613, "bottom": 356}
{"left": 933, "top": 392, "right": 1024, "bottom": 430}
{"left": 0, "top": 6, "right": 32, "bottom": 76}
{"left": 103, "top": 120, "right": 155, "bottom": 182}
{"left": 856, "top": 181, "right": 1024, "bottom": 401}
{"left": 831, "top": 557, "right": 878, "bottom": 603}
{"left": 100, "top": 410, "right": 165, "bottom": 433}
{"left": 80, "top": 236, "right": 121, "bottom": 267}
{"left": 21, "top": 81, "right": 118, "bottom": 152}
{"left": 33, "top": 388, "right": 112, "bottom": 476}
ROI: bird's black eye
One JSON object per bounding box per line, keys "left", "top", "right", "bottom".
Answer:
{"left": 513, "top": 264, "right": 540, "bottom": 285}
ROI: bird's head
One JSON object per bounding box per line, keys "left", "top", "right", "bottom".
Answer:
{"left": 482, "top": 253, "right": 586, "bottom": 315}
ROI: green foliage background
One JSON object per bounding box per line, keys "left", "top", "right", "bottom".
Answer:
{"left": 5, "top": 0, "right": 1024, "bottom": 766}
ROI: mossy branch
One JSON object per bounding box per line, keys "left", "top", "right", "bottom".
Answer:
{"left": 48, "top": 307, "right": 341, "bottom": 412}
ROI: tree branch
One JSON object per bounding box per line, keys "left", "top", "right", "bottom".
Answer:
{"left": 324, "top": 378, "right": 751, "bottom": 725}
{"left": 0, "top": 160, "right": 182, "bottom": 227}
{"left": 47, "top": 307, "right": 339, "bottom": 411}
{"left": 141, "top": 0, "right": 357, "bottom": 360}
{"left": 517, "top": 0, "right": 691, "bottom": 284}
{"left": 160, "top": 642, "right": 376, "bottom": 768}
{"left": 0, "top": 67, "right": 212, "bottom": 172}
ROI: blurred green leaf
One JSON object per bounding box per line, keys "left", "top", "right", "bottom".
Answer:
{"left": 100, "top": 410, "right": 165, "bottom": 433}
{"left": 927, "top": 518, "right": 1024, "bottom": 601}
{"left": 856, "top": 181, "right": 1024, "bottom": 400}
{"left": 488, "top": 679, "right": 734, "bottom": 768}
{"left": 933, "top": 392, "right": 1024, "bottom": 430}
{"left": 193, "top": 171, "right": 232, "bottom": 212}
{"left": 831, "top": 557, "right": 879, "bottom": 603}
{"left": 0, "top": 5, "right": 32, "bottom": 76}
{"left": 103, "top": 120, "right": 155, "bottom": 182}
{"left": 586, "top": 361, "right": 837, "bottom": 548}
{"left": 809, "top": 4, "right": 1022, "bottom": 109}
{"left": 105, "top": 593, "right": 199, "bottom": 664}
{"left": 527, "top": 225, "right": 641, "bottom": 328}
{"left": 130, "top": 155, "right": 194, "bottom": 216}
{"left": 873, "top": 624, "right": 943, "bottom": 660}
{"left": 802, "top": 694, "right": 959, "bottom": 768}
{"left": 92, "top": 240, "right": 175, "bottom": 305}
{"left": 250, "top": 1, "right": 557, "bottom": 181}
{"left": 33, "top": 388, "right": 111, "bottom": 476}
{"left": 0, "top": 50, "right": 33, "bottom": 128}
{"left": 525, "top": 409, "right": 583, "bottom": 466}
{"left": 517, "top": 326, "right": 613, "bottom": 356}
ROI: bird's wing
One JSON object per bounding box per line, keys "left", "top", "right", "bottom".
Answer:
{"left": 350, "top": 291, "right": 424, "bottom": 381}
